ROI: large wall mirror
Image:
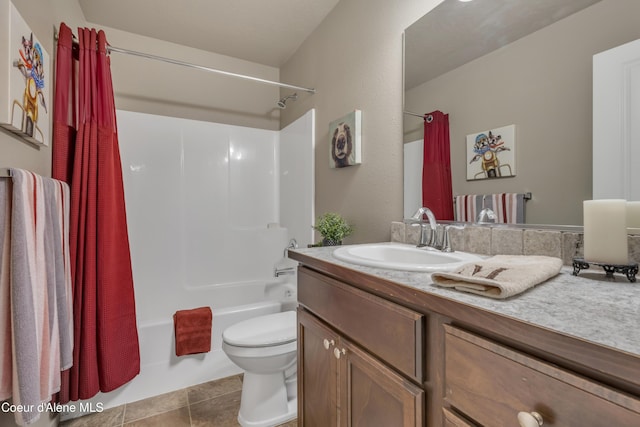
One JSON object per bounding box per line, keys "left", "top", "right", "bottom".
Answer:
{"left": 403, "top": 0, "right": 640, "bottom": 226}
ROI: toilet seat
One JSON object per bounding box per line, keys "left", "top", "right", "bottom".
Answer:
{"left": 223, "top": 310, "right": 296, "bottom": 348}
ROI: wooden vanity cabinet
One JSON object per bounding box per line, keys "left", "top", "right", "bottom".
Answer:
{"left": 292, "top": 255, "right": 640, "bottom": 427}
{"left": 297, "top": 267, "right": 425, "bottom": 427}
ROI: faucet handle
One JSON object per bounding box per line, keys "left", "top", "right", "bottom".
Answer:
{"left": 411, "top": 208, "right": 425, "bottom": 220}
{"left": 283, "top": 238, "right": 298, "bottom": 257}
{"left": 441, "top": 225, "right": 464, "bottom": 252}
{"left": 441, "top": 226, "right": 452, "bottom": 252}
{"left": 427, "top": 225, "right": 439, "bottom": 248}
{"left": 477, "top": 208, "right": 497, "bottom": 223}
{"left": 411, "top": 206, "right": 435, "bottom": 222}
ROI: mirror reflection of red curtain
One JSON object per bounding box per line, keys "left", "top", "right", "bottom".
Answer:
{"left": 52, "top": 23, "right": 140, "bottom": 402}
{"left": 422, "top": 110, "right": 454, "bottom": 220}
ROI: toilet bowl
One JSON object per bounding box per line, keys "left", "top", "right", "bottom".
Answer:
{"left": 222, "top": 310, "right": 297, "bottom": 427}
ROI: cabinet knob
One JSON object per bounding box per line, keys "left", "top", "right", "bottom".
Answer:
{"left": 517, "top": 411, "right": 543, "bottom": 427}
{"left": 333, "top": 347, "right": 346, "bottom": 359}
{"left": 323, "top": 339, "right": 335, "bottom": 350}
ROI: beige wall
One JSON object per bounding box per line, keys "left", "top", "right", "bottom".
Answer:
{"left": 404, "top": 0, "right": 640, "bottom": 226}
{"left": 280, "top": 0, "right": 444, "bottom": 243}
{"left": 103, "top": 28, "right": 281, "bottom": 131}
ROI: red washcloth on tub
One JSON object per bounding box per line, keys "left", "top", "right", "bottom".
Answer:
{"left": 173, "top": 307, "right": 212, "bottom": 356}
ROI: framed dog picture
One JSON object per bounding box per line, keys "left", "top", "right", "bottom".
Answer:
{"left": 0, "top": 0, "right": 51, "bottom": 146}
{"left": 466, "top": 124, "right": 516, "bottom": 180}
{"left": 329, "top": 110, "right": 362, "bottom": 168}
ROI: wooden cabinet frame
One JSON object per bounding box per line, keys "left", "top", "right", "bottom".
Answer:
{"left": 298, "top": 306, "right": 424, "bottom": 427}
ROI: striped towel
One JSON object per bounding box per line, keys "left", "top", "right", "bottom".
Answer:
{"left": 454, "top": 194, "right": 482, "bottom": 223}
{"left": 0, "top": 169, "right": 73, "bottom": 425}
{"left": 454, "top": 193, "right": 526, "bottom": 224}
{"left": 0, "top": 176, "right": 11, "bottom": 401}
{"left": 489, "top": 193, "right": 525, "bottom": 224}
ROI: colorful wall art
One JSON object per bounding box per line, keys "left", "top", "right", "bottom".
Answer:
{"left": 1, "top": 1, "right": 51, "bottom": 146}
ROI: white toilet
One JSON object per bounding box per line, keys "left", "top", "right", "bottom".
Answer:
{"left": 222, "top": 310, "right": 297, "bottom": 427}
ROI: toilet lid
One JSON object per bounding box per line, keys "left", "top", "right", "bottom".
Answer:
{"left": 223, "top": 311, "right": 296, "bottom": 348}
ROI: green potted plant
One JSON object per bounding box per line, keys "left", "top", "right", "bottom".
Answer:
{"left": 312, "top": 212, "right": 354, "bottom": 246}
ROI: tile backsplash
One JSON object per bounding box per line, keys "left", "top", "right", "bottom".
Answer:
{"left": 391, "top": 222, "right": 640, "bottom": 266}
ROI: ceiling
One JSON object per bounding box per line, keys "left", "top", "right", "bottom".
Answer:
{"left": 78, "top": 0, "right": 340, "bottom": 68}
{"left": 404, "top": 0, "right": 602, "bottom": 90}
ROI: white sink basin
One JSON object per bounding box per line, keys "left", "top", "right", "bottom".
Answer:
{"left": 332, "top": 243, "right": 481, "bottom": 272}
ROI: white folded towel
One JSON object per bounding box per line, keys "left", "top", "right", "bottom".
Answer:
{"left": 432, "top": 255, "right": 563, "bottom": 299}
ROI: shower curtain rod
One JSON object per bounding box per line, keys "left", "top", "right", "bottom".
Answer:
{"left": 107, "top": 45, "right": 317, "bottom": 94}
{"left": 404, "top": 111, "right": 427, "bottom": 118}
{"left": 404, "top": 111, "right": 436, "bottom": 123}
{"left": 53, "top": 29, "right": 316, "bottom": 94}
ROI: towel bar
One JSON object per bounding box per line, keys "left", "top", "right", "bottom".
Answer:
{"left": 453, "top": 192, "right": 532, "bottom": 206}
{"left": 0, "top": 168, "right": 12, "bottom": 178}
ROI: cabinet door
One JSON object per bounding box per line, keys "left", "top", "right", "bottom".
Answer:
{"left": 338, "top": 338, "right": 424, "bottom": 427}
{"left": 298, "top": 308, "right": 339, "bottom": 427}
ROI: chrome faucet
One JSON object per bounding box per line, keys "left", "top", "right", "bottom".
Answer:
{"left": 275, "top": 267, "right": 295, "bottom": 277}
{"left": 440, "top": 225, "right": 463, "bottom": 253}
{"left": 410, "top": 207, "right": 438, "bottom": 248}
{"left": 283, "top": 238, "right": 298, "bottom": 256}
{"left": 274, "top": 239, "right": 298, "bottom": 277}
{"left": 477, "top": 207, "right": 497, "bottom": 223}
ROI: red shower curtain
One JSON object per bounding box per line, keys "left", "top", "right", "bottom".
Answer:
{"left": 422, "top": 110, "right": 454, "bottom": 220}
{"left": 52, "top": 23, "right": 140, "bottom": 402}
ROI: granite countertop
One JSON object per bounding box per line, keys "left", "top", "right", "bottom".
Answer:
{"left": 290, "top": 243, "right": 640, "bottom": 358}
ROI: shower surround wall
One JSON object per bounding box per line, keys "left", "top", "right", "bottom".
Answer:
{"left": 74, "top": 109, "right": 314, "bottom": 411}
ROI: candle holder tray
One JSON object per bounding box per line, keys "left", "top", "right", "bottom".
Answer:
{"left": 572, "top": 258, "right": 638, "bottom": 283}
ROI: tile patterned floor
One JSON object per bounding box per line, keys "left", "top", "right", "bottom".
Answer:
{"left": 59, "top": 375, "right": 297, "bottom": 427}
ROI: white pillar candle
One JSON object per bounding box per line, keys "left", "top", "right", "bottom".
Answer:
{"left": 627, "top": 201, "right": 640, "bottom": 229}
{"left": 583, "top": 200, "right": 628, "bottom": 265}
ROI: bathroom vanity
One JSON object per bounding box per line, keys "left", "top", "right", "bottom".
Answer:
{"left": 290, "top": 245, "right": 640, "bottom": 426}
